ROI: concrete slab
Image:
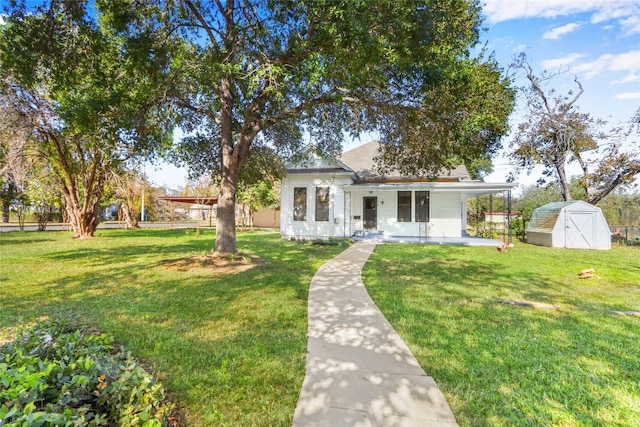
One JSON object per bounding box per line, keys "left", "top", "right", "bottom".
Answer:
{"left": 352, "top": 231, "right": 505, "bottom": 247}
{"left": 293, "top": 241, "right": 458, "bottom": 427}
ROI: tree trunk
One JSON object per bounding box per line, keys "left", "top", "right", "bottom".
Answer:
{"left": 215, "top": 71, "right": 239, "bottom": 254}
{"left": 2, "top": 201, "right": 9, "bottom": 223}
{"left": 65, "top": 204, "right": 99, "bottom": 238}
{"left": 120, "top": 202, "right": 140, "bottom": 229}
{"left": 216, "top": 174, "right": 238, "bottom": 254}
{"left": 35, "top": 205, "right": 52, "bottom": 231}
{"left": 62, "top": 188, "right": 100, "bottom": 239}
{"left": 554, "top": 159, "right": 572, "bottom": 202}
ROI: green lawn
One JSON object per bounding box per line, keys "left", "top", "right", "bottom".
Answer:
{"left": 0, "top": 229, "right": 349, "bottom": 426}
{"left": 3, "top": 231, "right": 639, "bottom": 426}
{"left": 362, "top": 242, "right": 640, "bottom": 427}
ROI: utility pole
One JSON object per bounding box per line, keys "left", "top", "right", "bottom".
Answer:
{"left": 141, "top": 188, "right": 145, "bottom": 222}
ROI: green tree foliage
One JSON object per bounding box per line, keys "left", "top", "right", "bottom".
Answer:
{"left": 512, "top": 184, "right": 562, "bottom": 222}
{"left": 509, "top": 55, "right": 640, "bottom": 204}
{"left": 24, "top": 160, "right": 63, "bottom": 231}
{"left": 134, "top": 0, "right": 514, "bottom": 253}
{"left": 597, "top": 190, "right": 640, "bottom": 226}
{"left": 0, "top": 0, "right": 173, "bottom": 238}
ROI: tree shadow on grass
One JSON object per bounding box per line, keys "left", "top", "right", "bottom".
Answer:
{"left": 363, "top": 244, "right": 640, "bottom": 426}
{"left": 0, "top": 230, "right": 348, "bottom": 425}
{"left": 0, "top": 236, "right": 57, "bottom": 246}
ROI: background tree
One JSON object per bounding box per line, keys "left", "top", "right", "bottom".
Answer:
{"left": 152, "top": 0, "right": 514, "bottom": 253}
{"left": 25, "top": 161, "right": 63, "bottom": 230}
{"left": 509, "top": 55, "right": 640, "bottom": 204}
{"left": 237, "top": 180, "right": 279, "bottom": 230}
{"left": 0, "top": 100, "right": 31, "bottom": 228}
{"left": 594, "top": 189, "right": 640, "bottom": 226}
{"left": 512, "top": 184, "right": 562, "bottom": 223}
{"left": 105, "top": 170, "right": 150, "bottom": 229}
{"left": 0, "top": 1, "right": 172, "bottom": 238}
{"left": 0, "top": 93, "right": 28, "bottom": 223}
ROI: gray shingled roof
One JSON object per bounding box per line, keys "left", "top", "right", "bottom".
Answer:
{"left": 338, "top": 141, "right": 470, "bottom": 182}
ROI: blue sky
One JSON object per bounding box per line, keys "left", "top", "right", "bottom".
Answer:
{"left": 479, "top": 0, "right": 640, "bottom": 188}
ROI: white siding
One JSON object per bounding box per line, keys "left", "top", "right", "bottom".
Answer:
{"left": 428, "top": 192, "right": 462, "bottom": 238}
{"left": 347, "top": 189, "right": 463, "bottom": 238}
{"left": 280, "top": 173, "right": 352, "bottom": 239}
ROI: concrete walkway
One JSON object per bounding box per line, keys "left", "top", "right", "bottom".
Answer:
{"left": 293, "top": 241, "right": 458, "bottom": 427}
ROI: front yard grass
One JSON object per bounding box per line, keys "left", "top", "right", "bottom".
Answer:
{"left": 3, "top": 230, "right": 638, "bottom": 426}
{"left": 362, "top": 242, "right": 640, "bottom": 426}
{"left": 0, "top": 229, "right": 349, "bottom": 426}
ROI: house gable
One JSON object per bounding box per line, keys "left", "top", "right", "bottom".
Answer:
{"left": 285, "top": 147, "right": 353, "bottom": 175}
{"left": 339, "top": 140, "right": 471, "bottom": 183}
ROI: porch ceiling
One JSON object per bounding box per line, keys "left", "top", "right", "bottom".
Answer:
{"left": 341, "top": 182, "right": 515, "bottom": 194}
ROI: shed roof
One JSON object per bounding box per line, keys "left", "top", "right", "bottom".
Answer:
{"left": 527, "top": 201, "right": 581, "bottom": 233}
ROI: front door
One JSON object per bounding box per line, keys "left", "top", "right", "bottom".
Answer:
{"left": 363, "top": 197, "right": 377, "bottom": 230}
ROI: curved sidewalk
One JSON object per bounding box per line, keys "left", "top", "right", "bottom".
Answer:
{"left": 293, "top": 241, "right": 458, "bottom": 427}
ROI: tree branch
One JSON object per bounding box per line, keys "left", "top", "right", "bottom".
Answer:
{"left": 181, "top": 0, "right": 224, "bottom": 47}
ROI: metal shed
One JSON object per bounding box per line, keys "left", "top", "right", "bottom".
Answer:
{"left": 526, "top": 201, "right": 611, "bottom": 250}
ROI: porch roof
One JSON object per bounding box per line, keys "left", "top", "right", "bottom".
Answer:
{"left": 341, "top": 181, "right": 515, "bottom": 194}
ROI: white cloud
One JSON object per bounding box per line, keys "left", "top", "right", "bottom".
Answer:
{"left": 541, "top": 53, "right": 586, "bottom": 70}
{"left": 590, "top": 3, "right": 637, "bottom": 23}
{"left": 615, "top": 92, "right": 640, "bottom": 100}
{"left": 540, "top": 50, "right": 640, "bottom": 83}
{"left": 483, "top": 0, "right": 640, "bottom": 31}
{"left": 483, "top": 0, "right": 603, "bottom": 23}
{"left": 570, "top": 50, "right": 640, "bottom": 81}
{"left": 0, "top": 15, "right": 5, "bottom": 26}
{"left": 543, "top": 23, "right": 581, "bottom": 40}
{"left": 619, "top": 14, "right": 640, "bottom": 35}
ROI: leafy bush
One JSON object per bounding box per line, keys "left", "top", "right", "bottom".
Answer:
{"left": 0, "top": 320, "right": 173, "bottom": 426}
{"left": 510, "top": 217, "right": 526, "bottom": 241}
{"left": 475, "top": 226, "right": 500, "bottom": 240}
{"left": 311, "top": 237, "right": 352, "bottom": 246}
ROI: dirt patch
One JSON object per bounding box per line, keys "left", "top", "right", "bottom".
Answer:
{"left": 495, "top": 299, "right": 560, "bottom": 309}
{"left": 160, "top": 253, "right": 261, "bottom": 274}
{"left": 608, "top": 310, "right": 640, "bottom": 317}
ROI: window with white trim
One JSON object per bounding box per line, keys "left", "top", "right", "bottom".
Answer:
{"left": 397, "top": 191, "right": 411, "bottom": 222}
{"left": 415, "top": 191, "right": 429, "bottom": 222}
{"left": 315, "top": 187, "right": 329, "bottom": 221}
{"left": 293, "top": 187, "right": 307, "bottom": 221}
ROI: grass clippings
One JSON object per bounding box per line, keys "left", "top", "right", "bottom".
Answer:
{"left": 494, "top": 298, "right": 560, "bottom": 309}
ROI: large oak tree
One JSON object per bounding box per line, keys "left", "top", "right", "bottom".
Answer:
{"left": 149, "top": 0, "right": 514, "bottom": 253}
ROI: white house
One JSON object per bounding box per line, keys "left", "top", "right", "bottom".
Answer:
{"left": 280, "top": 141, "right": 515, "bottom": 240}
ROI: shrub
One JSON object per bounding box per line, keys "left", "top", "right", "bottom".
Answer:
{"left": 510, "top": 217, "right": 525, "bottom": 241}
{"left": 311, "top": 237, "right": 351, "bottom": 246}
{"left": 0, "top": 319, "right": 173, "bottom": 426}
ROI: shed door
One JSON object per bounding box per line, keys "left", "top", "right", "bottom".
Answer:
{"left": 565, "top": 212, "right": 595, "bottom": 249}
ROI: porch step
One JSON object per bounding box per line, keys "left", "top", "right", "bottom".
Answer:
{"left": 352, "top": 229, "right": 385, "bottom": 238}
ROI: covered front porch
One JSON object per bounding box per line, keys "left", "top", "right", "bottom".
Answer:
{"left": 351, "top": 229, "right": 506, "bottom": 246}
{"left": 343, "top": 182, "right": 515, "bottom": 241}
